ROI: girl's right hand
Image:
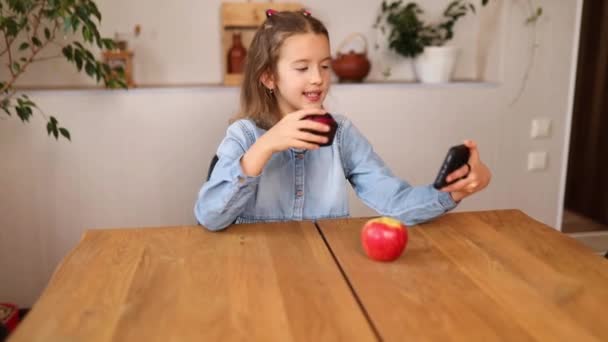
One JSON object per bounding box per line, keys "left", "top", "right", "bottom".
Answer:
{"left": 259, "top": 108, "right": 331, "bottom": 153}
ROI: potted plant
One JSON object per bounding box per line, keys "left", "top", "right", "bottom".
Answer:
{"left": 1, "top": 0, "right": 126, "bottom": 140}
{"left": 375, "top": 0, "right": 489, "bottom": 83}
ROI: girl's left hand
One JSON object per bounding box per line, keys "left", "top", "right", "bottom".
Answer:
{"left": 440, "top": 140, "right": 492, "bottom": 202}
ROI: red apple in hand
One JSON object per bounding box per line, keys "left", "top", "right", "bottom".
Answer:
{"left": 361, "top": 217, "right": 408, "bottom": 262}
{"left": 302, "top": 113, "right": 338, "bottom": 146}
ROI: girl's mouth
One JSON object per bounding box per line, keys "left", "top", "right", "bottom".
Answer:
{"left": 303, "top": 91, "right": 322, "bottom": 102}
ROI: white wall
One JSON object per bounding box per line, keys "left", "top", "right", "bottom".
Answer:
{"left": 14, "top": 0, "right": 500, "bottom": 86}
{"left": 0, "top": 0, "right": 581, "bottom": 307}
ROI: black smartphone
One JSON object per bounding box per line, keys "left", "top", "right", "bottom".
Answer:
{"left": 433, "top": 144, "right": 471, "bottom": 189}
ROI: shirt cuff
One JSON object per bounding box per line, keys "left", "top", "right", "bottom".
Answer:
{"left": 230, "top": 159, "right": 261, "bottom": 188}
{"left": 437, "top": 190, "right": 458, "bottom": 211}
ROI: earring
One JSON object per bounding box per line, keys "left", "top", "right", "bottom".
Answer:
{"left": 268, "top": 88, "right": 274, "bottom": 94}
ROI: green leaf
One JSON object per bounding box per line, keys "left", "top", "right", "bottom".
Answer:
{"left": 63, "top": 16, "right": 72, "bottom": 32}
{"left": 82, "top": 25, "right": 92, "bottom": 42}
{"left": 19, "top": 95, "right": 36, "bottom": 107}
{"left": 16, "top": 105, "right": 32, "bottom": 122}
{"left": 1, "top": 98, "right": 12, "bottom": 116}
{"left": 85, "top": 62, "right": 96, "bottom": 77}
{"left": 11, "top": 62, "right": 21, "bottom": 73}
{"left": 72, "top": 20, "right": 81, "bottom": 32}
{"left": 74, "top": 50, "right": 83, "bottom": 71}
{"left": 101, "top": 38, "right": 115, "bottom": 50}
{"left": 19, "top": 42, "right": 30, "bottom": 50}
{"left": 32, "top": 36, "right": 42, "bottom": 47}
{"left": 47, "top": 116, "right": 59, "bottom": 139}
{"left": 4, "top": 18, "right": 19, "bottom": 37}
{"left": 93, "top": 62, "right": 102, "bottom": 82}
{"left": 59, "top": 128, "right": 71, "bottom": 141}
{"left": 62, "top": 45, "right": 74, "bottom": 60}
{"left": 89, "top": 2, "right": 102, "bottom": 21}
{"left": 101, "top": 63, "right": 111, "bottom": 74}
{"left": 84, "top": 49, "right": 94, "bottom": 60}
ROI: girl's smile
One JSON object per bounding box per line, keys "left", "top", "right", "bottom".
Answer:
{"left": 263, "top": 33, "right": 332, "bottom": 115}
{"left": 303, "top": 90, "right": 323, "bottom": 103}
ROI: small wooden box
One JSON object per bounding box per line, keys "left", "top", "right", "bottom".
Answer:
{"left": 221, "top": 2, "right": 302, "bottom": 86}
{"left": 102, "top": 50, "right": 135, "bottom": 88}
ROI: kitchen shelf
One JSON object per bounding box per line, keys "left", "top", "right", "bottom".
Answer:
{"left": 14, "top": 80, "right": 498, "bottom": 92}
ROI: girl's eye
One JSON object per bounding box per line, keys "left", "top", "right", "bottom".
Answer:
{"left": 321, "top": 65, "right": 330, "bottom": 69}
{"left": 295, "top": 67, "right": 308, "bottom": 72}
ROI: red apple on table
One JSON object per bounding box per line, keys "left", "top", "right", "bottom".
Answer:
{"left": 302, "top": 113, "right": 338, "bottom": 147}
{"left": 361, "top": 217, "right": 408, "bottom": 262}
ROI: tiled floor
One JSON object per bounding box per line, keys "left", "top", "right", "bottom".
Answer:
{"left": 562, "top": 210, "right": 608, "bottom": 233}
{"left": 563, "top": 210, "right": 608, "bottom": 257}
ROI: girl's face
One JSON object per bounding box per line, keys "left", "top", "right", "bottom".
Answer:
{"left": 265, "top": 33, "right": 331, "bottom": 116}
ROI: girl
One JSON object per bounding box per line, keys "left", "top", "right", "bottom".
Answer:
{"left": 194, "top": 10, "right": 491, "bottom": 231}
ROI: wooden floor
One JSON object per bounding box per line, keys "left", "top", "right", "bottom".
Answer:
{"left": 562, "top": 209, "right": 608, "bottom": 233}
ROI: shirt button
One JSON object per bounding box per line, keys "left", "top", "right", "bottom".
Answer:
{"left": 296, "top": 190, "right": 304, "bottom": 197}
{"left": 296, "top": 153, "right": 304, "bottom": 159}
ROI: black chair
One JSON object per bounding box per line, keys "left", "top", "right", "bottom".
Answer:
{"left": 207, "top": 154, "right": 219, "bottom": 181}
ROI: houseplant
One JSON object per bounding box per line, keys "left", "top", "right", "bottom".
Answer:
{"left": 1, "top": 0, "right": 126, "bottom": 141}
{"left": 375, "top": 0, "right": 489, "bottom": 83}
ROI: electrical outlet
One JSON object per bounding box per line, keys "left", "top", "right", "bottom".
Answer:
{"left": 528, "top": 152, "right": 548, "bottom": 171}
{"left": 531, "top": 118, "right": 552, "bottom": 139}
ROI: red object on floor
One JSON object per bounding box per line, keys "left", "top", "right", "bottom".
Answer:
{"left": 0, "top": 303, "right": 20, "bottom": 332}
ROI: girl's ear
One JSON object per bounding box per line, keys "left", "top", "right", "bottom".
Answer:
{"left": 260, "top": 71, "right": 275, "bottom": 90}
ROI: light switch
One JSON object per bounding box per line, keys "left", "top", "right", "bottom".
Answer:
{"left": 528, "top": 151, "right": 547, "bottom": 171}
{"left": 531, "top": 118, "right": 552, "bottom": 139}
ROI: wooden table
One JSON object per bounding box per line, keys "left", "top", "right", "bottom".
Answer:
{"left": 10, "top": 210, "right": 608, "bottom": 341}
{"left": 318, "top": 210, "right": 608, "bottom": 341}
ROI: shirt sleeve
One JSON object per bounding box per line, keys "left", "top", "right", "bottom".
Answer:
{"left": 337, "top": 117, "right": 457, "bottom": 226}
{"left": 194, "top": 121, "right": 260, "bottom": 231}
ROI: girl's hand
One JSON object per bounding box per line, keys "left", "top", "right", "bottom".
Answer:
{"left": 240, "top": 108, "right": 330, "bottom": 177}
{"left": 259, "top": 108, "right": 330, "bottom": 153}
{"left": 440, "top": 140, "right": 492, "bottom": 202}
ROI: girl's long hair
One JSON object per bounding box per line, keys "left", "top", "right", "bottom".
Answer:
{"left": 233, "top": 11, "right": 329, "bottom": 130}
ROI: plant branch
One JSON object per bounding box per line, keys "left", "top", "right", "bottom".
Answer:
{"left": 510, "top": 24, "right": 537, "bottom": 106}
{"left": 1, "top": 0, "right": 122, "bottom": 140}
{"left": 0, "top": 34, "right": 8, "bottom": 56}
{"left": 1, "top": 22, "right": 58, "bottom": 95}
{"left": 4, "top": 33, "right": 15, "bottom": 77}
{"left": 510, "top": 0, "right": 542, "bottom": 106}
{"left": 4, "top": 3, "right": 41, "bottom": 56}
{"left": 31, "top": 0, "right": 47, "bottom": 45}
{"left": 0, "top": 88, "right": 17, "bottom": 118}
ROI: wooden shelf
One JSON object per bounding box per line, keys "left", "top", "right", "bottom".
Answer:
{"left": 102, "top": 50, "right": 135, "bottom": 88}
{"left": 220, "top": 2, "right": 302, "bottom": 86}
{"left": 12, "top": 80, "right": 498, "bottom": 92}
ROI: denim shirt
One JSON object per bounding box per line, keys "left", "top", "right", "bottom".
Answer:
{"left": 194, "top": 115, "right": 457, "bottom": 231}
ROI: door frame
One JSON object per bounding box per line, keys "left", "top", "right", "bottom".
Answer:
{"left": 557, "top": 0, "right": 584, "bottom": 231}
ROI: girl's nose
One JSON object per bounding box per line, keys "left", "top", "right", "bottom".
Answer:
{"left": 309, "top": 67, "right": 322, "bottom": 85}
